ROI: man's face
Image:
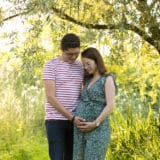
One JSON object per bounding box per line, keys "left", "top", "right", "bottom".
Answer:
{"left": 63, "top": 48, "right": 80, "bottom": 64}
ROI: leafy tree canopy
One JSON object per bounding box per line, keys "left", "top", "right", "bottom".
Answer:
{"left": 1, "top": 0, "right": 160, "bottom": 54}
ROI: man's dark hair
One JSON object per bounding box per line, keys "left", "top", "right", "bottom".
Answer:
{"left": 61, "top": 33, "right": 80, "bottom": 51}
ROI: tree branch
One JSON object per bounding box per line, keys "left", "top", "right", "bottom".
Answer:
{"left": 52, "top": 6, "right": 160, "bottom": 54}
{"left": 1, "top": 4, "right": 36, "bottom": 24}
{"left": 1, "top": 11, "right": 29, "bottom": 23}
{"left": 1, "top": 5, "right": 159, "bottom": 54}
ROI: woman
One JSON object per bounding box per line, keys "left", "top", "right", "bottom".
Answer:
{"left": 73, "top": 47, "right": 116, "bottom": 160}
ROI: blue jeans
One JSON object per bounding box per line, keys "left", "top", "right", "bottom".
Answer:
{"left": 45, "top": 120, "right": 73, "bottom": 160}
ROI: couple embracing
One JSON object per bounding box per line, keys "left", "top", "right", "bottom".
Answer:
{"left": 42, "top": 33, "right": 116, "bottom": 160}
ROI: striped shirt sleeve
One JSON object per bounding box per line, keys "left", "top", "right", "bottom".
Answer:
{"left": 42, "top": 60, "right": 55, "bottom": 80}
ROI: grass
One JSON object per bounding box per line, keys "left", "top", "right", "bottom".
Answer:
{"left": 0, "top": 69, "right": 48, "bottom": 160}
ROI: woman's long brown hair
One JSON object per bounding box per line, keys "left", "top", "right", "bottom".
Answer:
{"left": 81, "top": 47, "right": 107, "bottom": 83}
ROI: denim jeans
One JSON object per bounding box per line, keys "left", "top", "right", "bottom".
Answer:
{"left": 45, "top": 120, "right": 73, "bottom": 160}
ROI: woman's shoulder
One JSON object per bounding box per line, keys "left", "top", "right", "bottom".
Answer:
{"left": 104, "top": 73, "right": 118, "bottom": 93}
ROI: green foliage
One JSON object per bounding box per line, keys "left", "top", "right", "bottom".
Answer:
{"left": 0, "top": 54, "right": 48, "bottom": 160}
{"left": 0, "top": 48, "right": 160, "bottom": 159}
{"left": 103, "top": 43, "right": 160, "bottom": 108}
{"left": 0, "top": 2, "right": 160, "bottom": 158}
{"left": 26, "top": 0, "right": 160, "bottom": 53}
{"left": 107, "top": 107, "right": 160, "bottom": 160}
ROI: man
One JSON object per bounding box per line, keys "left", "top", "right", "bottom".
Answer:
{"left": 42, "top": 33, "right": 84, "bottom": 160}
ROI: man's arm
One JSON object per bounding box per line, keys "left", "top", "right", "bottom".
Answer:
{"left": 44, "top": 80, "right": 74, "bottom": 121}
{"left": 44, "top": 80, "right": 85, "bottom": 124}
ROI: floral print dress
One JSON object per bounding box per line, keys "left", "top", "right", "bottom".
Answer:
{"left": 73, "top": 75, "right": 111, "bottom": 160}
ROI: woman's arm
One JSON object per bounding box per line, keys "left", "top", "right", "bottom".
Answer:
{"left": 94, "top": 76, "right": 115, "bottom": 126}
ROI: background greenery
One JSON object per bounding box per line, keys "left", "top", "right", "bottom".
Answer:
{"left": 0, "top": 0, "right": 159, "bottom": 159}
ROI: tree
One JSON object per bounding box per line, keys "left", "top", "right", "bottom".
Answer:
{"left": 1, "top": 0, "right": 160, "bottom": 54}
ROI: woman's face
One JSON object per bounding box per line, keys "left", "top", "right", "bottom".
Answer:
{"left": 82, "top": 57, "right": 97, "bottom": 75}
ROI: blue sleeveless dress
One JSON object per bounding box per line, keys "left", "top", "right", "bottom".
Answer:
{"left": 73, "top": 76, "right": 111, "bottom": 160}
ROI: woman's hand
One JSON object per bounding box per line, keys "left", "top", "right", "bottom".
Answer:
{"left": 77, "top": 121, "right": 96, "bottom": 132}
{"left": 73, "top": 116, "right": 86, "bottom": 127}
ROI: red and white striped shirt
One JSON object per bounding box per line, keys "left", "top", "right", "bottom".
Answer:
{"left": 42, "top": 57, "right": 83, "bottom": 120}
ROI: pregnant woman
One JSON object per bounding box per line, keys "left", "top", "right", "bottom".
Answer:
{"left": 73, "top": 47, "right": 116, "bottom": 160}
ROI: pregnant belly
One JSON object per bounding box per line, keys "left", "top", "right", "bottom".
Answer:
{"left": 75, "top": 102, "right": 103, "bottom": 121}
